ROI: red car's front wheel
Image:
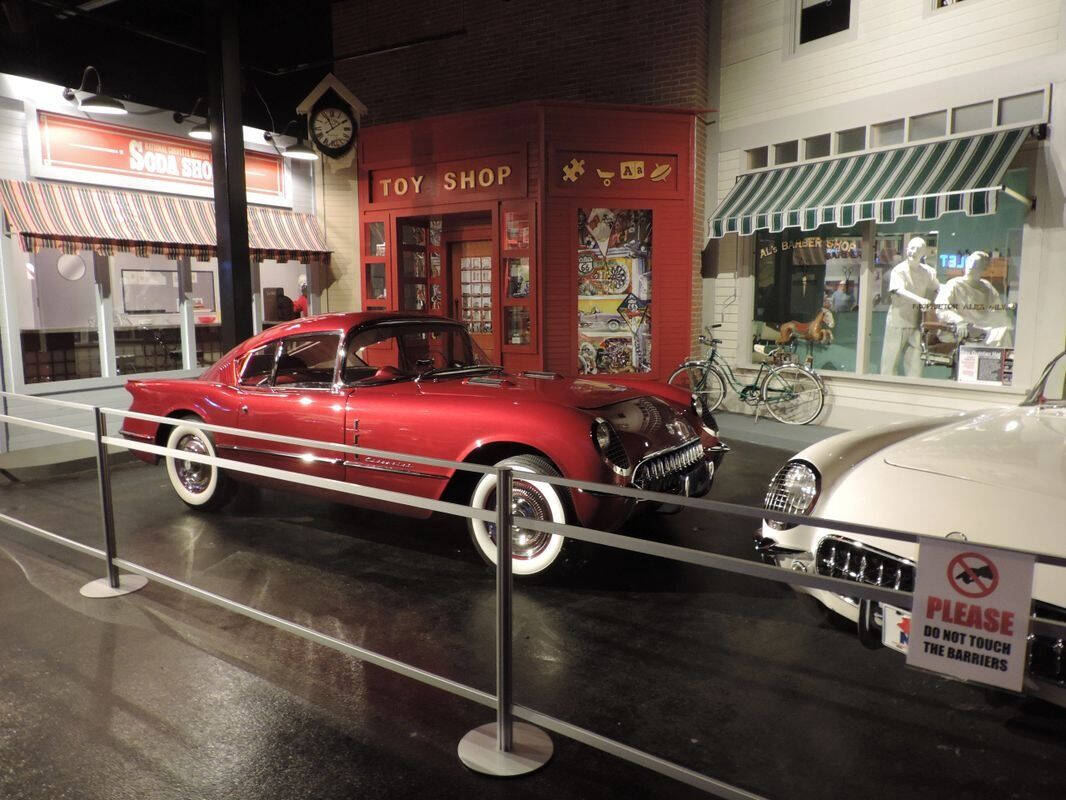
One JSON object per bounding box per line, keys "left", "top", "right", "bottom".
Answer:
{"left": 468, "top": 454, "right": 572, "bottom": 576}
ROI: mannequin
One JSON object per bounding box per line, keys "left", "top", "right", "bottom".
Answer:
{"left": 934, "top": 251, "right": 1013, "bottom": 347}
{"left": 880, "top": 236, "right": 940, "bottom": 376}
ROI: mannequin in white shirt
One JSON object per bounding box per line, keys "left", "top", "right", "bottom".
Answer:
{"left": 880, "top": 236, "right": 940, "bottom": 376}
{"left": 934, "top": 251, "right": 1013, "bottom": 348}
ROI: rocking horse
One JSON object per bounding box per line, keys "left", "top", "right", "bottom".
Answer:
{"left": 778, "top": 308, "right": 835, "bottom": 346}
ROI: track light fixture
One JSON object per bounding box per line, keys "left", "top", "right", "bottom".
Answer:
{"left": 61, "top": 66, "right": 127, "bottom": 115}
{"left": 264, "top": 117, "right": 319, "bottom": 161}
{"left": 173, "top": 98, "right": 212, "bottom": 140}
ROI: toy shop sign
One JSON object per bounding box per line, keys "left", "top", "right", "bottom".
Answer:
{"left": 552, "top": 151, "right": 680, "bottom": 196}
{"left": 34, "top": 111, "right": 288, "bottom": 204}
{"left": 366, "top": 152, "right": 527, "bottom": 208}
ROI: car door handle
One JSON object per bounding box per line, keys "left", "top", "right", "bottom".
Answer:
{"left": 240, "top": 404, "right": 249, "bottom": 414}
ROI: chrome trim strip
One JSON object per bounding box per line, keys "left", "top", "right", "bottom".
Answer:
{"left": 119, "top": 430, "right": 154, "bottom": 442}
{"left": 342, "top": 460, "right": 443, "bottom": 480}
{"left": 216, "top": 444, "right": 344, "bottom": 466}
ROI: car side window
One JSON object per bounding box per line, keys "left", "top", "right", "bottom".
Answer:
{"left": 273, "top": 333, "right": 341, "bottom": 388}
{"left": 239, "top": 344, "right": 278, "bottom": 387}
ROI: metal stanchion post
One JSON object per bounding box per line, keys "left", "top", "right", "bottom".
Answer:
{"left": 79, "top": 408, "right": 147, "bottom": 598}
{"left": 458, "top": 466, "right": 552, "bottom": 776}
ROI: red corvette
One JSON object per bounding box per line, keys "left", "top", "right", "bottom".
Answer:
{"left": 121, "top": 312, "right": 727, "bottom": 575}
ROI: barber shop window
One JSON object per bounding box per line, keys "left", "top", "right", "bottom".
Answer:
{"left": 865, "top": 167, "right": 1026, "bottom": 385}
{"left": 18, "top": 249, "right": 102, "bottom": 383}
{"left": 753, "top": 225, "right": 861, "bottom": 373}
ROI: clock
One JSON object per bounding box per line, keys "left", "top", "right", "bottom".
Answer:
{"left": 309, "top": 105, "right": 355, "bottom": 158}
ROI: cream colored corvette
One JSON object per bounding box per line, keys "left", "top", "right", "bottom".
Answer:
{"left": 757, "top": 350, "right": 1066, "bottom": 706}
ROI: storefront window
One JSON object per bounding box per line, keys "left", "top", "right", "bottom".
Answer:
{"left": 399, "top": 221, "right": 429, "bottom": 312}
{"left": 865, "top": 167, "right": 1025, "bottom": 384}
{"left": 505, "top": 258, "right": 530, "bottom": 298}
{"left": 19, "top": 249, "right": 102, "bottom": 383}
{"left": 577, "top": 208, "right": 652, "bottom": 375}
{"left": 366, "top": 221, "right": 386, "bottom": 257}
{"left": 505, "top": 306, "right": 531, "bottom": 346}
{"left": 753, "top": 225, "right": 862, "bottom": 372}
{"left": 190, "top": 259, "right": 223, "bottom": 368}
{"left": 261, "top": 259, "right": 310, "bottom": 326}
{"left": 113, "top": 253, "right": 184, "bottom": 374}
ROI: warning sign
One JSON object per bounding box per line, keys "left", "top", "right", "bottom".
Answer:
{"left": 907, "top": 537, "right": 1035, "bottom": 692}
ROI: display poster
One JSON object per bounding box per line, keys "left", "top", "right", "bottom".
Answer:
{"left": 957, "top": 345, "right": 1011, "bottom": 385}
{"left": 577, "top": 208, "right": 651, "bottom": 374}
{"left": 37, "top": 111, "right": 287, "bottom": 202}
{"left": 906, "top": 536, "right": 1035, "bottom": 692}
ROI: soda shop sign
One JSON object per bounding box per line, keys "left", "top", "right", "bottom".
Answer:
{"left": 35, "top": 111, "right": 287, "bottom": 202}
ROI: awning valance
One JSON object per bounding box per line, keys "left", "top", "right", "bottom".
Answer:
{"left": 0, "top": 179, "right": 330, "bottom": 263}
{"left": 708, "top": 127, "right": 1030, "bottom": 239}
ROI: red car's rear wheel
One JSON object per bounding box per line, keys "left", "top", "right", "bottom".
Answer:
{"left": 164, "top": 416, "right": 236, "bottom": 511}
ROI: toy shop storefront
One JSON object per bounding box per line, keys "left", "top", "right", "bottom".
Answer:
{"left": 356, "top": 101, "right": 699, "bottom": 380}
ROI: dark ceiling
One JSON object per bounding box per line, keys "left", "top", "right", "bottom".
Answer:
{"left": 0, "top": 0, "right": 335, "bottom": 131}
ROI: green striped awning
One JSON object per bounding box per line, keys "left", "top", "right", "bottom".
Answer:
{"left": 708, "top": 127, "right": 1030, "bottom": 239}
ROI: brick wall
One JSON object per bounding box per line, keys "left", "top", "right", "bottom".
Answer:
{"left": 332, "top": 0, "right": 711, "bottom": 126}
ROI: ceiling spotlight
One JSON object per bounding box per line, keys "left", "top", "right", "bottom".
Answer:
{"left": 264, "top": 118, "right": 319, "bottom": 161}
{"left": 173, "top": 98, "right": 212, "bottom": 140}
{"left": 62, "top": 66, "right": 127, "bottom": 115}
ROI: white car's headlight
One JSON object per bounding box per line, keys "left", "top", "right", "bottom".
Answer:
{"left": 763, "top": 460, "right": 820, "bottom": 530}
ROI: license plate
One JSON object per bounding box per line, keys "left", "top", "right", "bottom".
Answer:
{"left": 881, "top": 604, "right": 911, "bottom": 654}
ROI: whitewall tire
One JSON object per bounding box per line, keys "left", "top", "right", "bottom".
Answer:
{"left": 164, "top": 418, "right": 235, "bottom": 510}
{"left": 468, "top": 454, "right": 570, "bottom": 577}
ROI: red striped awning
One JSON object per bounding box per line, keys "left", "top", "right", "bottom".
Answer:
{"left": 0, "top": 179, "right": 330, "bottom": 263}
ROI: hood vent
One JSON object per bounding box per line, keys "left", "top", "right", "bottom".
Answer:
{"left": 521, "top": 370, "right": 561, "bottom": 380}
{"left": 466, "top": 376, "right": 512, "bottom": 387}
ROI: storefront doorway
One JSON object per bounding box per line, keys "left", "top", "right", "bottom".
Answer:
{"left": 449, "top": 237, "right": 495, "bottom": 360}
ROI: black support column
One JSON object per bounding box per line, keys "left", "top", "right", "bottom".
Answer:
{"left": 205, "top": 0, "right": 253, "bottom": 351}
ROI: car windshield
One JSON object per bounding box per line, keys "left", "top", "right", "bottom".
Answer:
{"left": 342, "top": 320, "right": 495, "bottom": 384}
{"left": 1021, "top": 349, "right": 1066, "bottom": 407}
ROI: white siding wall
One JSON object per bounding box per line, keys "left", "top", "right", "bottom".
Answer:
{"left": 720, "top": 0, "right": 1063, "bottom": 132}
{"left": 709, "top": 0, "right": 1066, "bottom": 428}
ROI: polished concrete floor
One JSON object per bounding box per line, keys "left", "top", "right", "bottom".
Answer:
{"left": 0, "top": 436, "right": 1063, "bottom": 800}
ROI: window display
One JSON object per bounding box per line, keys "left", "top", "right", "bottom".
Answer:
{"left": 865, "top": 167, "right": 1024, "bottom": 383}
{"left": 753, "top": 226, "right": 861, "bottom": 372}
{"left": 577, "top": 208, "right": 652, "bottom": 374}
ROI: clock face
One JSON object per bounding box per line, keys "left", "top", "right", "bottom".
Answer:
{"left": 311, "top": 107, "right": 354, "bottom": 154}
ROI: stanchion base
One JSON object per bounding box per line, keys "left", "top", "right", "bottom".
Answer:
{"left": 79, "top": 574, "right": 148, "bottom": 598}
{"left": 458, "top": 722, "right": 553, "bottom": 777}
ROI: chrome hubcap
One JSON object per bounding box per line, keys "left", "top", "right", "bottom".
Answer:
{"left": 174, "top": 434, "right": 211, "bottom": 494}
{"left": 487, "top": 481, "right": 553, "bottom": 561}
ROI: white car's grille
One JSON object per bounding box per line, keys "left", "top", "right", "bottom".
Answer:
{"left": 816, "top": 535, "right": 916, "bottom": 593}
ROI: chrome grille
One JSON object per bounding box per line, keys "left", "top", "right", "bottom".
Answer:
{"left": 816, "top": 535, "right": 916, "bottom": 593}
{"left": 603, "top": 433, "right": 630, "bottom": 470}
{"left": 632, "top": 440, "right": 703, "bottom": 490}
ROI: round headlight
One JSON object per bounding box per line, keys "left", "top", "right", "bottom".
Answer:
{"left": 764, "top": 460, "right": 819, "bottom": 530}
{"left": 691, "top": 393, "right": 718, "bottom": 435}
{"left": 593, "top": 419, "right": 613, "bottom": 451}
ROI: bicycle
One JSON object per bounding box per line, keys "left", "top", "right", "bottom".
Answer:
{"left": 668, "top": 325, "right": 827, "bottom": 425}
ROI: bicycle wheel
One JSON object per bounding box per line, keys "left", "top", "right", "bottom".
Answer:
{"left": 761, "top": 365, "right": 825, "bottom": 424}
{"left": 668, "top": 364, "right": 726, "bottom": 412}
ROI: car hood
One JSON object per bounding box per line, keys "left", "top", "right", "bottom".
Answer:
{"left": 415, "top": 373, "right": 646, "bottom": 408}
{"left": 880, "top": 405, "right": 1066, "bottom": 500}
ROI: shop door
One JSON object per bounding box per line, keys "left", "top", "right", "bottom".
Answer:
{"left": 450, "top": 240, "right": 497, "bottom": 361}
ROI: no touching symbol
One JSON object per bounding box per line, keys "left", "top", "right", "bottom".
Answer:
{"left": 947, "top": 552, "right": 999, "bottom": 599}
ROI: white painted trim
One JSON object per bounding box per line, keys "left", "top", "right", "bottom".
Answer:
{"left": 177, "top": 257, "right": 196, "bottom": 370}
{"left": 735, "top": 117, "right": 1043, "bottom": 177}
{"left": 93, "top": 253, "right": 115, "bottom": 379}
{"left": 296, "top": 74, "right": 368, "bottom": 118}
